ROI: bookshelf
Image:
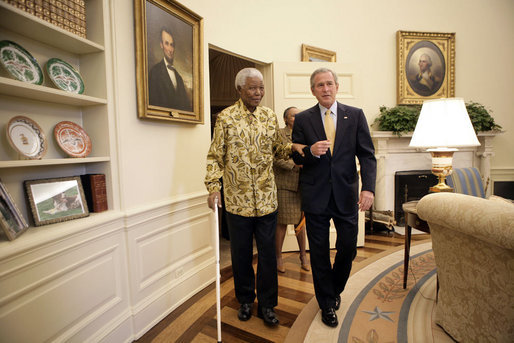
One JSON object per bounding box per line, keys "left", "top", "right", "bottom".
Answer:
{"left": 0, "top": 0, "right": 116, "bottom": 238}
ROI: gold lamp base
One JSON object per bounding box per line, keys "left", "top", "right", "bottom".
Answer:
{"left": 429, "top": 176, "right": 454, "bottom": 193}
{"left": 428, "top": 148, "right": 456, "bottom": 193}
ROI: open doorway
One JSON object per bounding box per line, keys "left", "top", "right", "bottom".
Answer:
{"left": 208, "top": 46, "right": 256, "bottom": 137}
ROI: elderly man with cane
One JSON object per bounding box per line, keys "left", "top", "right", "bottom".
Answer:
{"left": 205, "top": 67, "right": 305, "bottom": 326}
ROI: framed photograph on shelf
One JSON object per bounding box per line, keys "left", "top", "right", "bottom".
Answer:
{"left": 397, "top": 31, "right": 455, "bottom": 104}
{"left": 25, "top": 176, "right": 89, "bottom": 226}
{"left": 301, "top": 44, "right": 336, "bottom": 62}
{"left": 135, "top": 0, "right": 204, "bottom": 123}
{"left": 0, "top": 179, "right": 29, "bottom": 240}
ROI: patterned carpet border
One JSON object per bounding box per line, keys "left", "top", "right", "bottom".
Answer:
{"left": 338, "top": 248, "right": 436, "bottom": 342}
{"left": 284, "top": 239, "right": 437, "bottom": 343}
{"left": 397, "top": 267, "right": 437, "bottom": 341}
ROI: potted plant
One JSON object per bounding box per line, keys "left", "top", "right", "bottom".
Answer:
{"left": 465, "top": 102, "right": 502, "bottom": 132}
{"left": 372, "top": 105, "right": 421, "bottom": 136}
{"left": 373, "top": 102, "right": 501, "bottom": 136}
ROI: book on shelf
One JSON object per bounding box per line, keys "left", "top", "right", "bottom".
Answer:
{"left": 80, "top": 174, "right": 108, "bottom": 213}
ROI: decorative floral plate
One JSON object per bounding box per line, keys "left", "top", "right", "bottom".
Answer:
{"left": 54, "top": 121, "right": 92, "bottom": 158}
{"left": 45, "top": 58, "right": 85, "bottom": 94}
{"left": 6, "top": 116, "right": 47, "bottom": 159}
{"left": 0, "top": 40, "right": 43, "bottom": 85}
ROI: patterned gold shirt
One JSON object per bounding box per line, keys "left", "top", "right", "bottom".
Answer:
{"left": 205, "top": 99, "right": 292, "bottom": 217}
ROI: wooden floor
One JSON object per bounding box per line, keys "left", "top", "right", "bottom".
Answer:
{"left": 135, "top": 230, "right": 430, "bottom": 343}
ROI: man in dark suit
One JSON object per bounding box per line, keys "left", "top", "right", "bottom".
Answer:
{"left": 292, "top": 67, "right": 376, "bottom": 327}
{"left": 148, "top": 27, "right": 191, "bottom": 111}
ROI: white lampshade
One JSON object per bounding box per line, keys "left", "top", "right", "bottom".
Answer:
{"left": 409, "top": 98, "right": 480, "bottom": 148}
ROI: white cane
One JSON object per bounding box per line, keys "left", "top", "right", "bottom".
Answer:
{"left": 213, "top": 197, "right": 222, "bottom": 343}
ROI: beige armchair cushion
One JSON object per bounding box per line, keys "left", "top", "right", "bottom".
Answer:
{"left": 417, "top": 193, "right": 514, "bottom": 342}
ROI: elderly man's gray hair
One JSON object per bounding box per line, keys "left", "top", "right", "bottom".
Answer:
{"left": 235, "top": 68, "right": 263, "bottom": 90}
{"left": 310, "top": 68, "right": 338, "bottom": 89}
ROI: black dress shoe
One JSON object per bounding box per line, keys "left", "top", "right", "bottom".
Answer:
{"left": 238, "top": 303, "right": 253, "bottom": 321}
{"left": 321, "top": 307, "right": 338, "bottom": 327}
{"left": 258, "top": 306, "right": 279, "bottom": 326}
{"left": 335, "top": 295, "right": 341, "bottom": 311}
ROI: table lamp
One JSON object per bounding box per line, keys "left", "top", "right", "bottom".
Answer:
{"left": 409, "top": 98, "right": 480, "bottom": 192}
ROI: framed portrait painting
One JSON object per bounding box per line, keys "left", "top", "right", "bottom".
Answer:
{"left": 25, "top": 176, "right": 89, "bottom": 226}
{"left": 135, "top": 0, "right": 203, "bottom": 123}
{"left": 0, "top": 179, "right": 29, "bottom": 240}
{"left": 397, "top": 31, "right": 455, "bottom": 105}
{"left": 301, "top": 44, "right": 336, "bottom": 62}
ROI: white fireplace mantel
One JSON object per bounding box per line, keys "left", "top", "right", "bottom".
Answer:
{"left": 371, "top": 130, "right": 501, "bottom": 211}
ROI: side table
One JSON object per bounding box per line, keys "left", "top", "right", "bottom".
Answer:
{"left": 402, "top": 200, "right": 430, "bottom": 289}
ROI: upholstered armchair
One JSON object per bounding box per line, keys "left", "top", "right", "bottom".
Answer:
{"left": 417, "top": 192, "right": 514, "bottom": 342}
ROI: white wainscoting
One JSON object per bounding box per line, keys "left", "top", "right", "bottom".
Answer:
{"left": 0, "top": 192, "right": 215, "bottom": 342}
{"left": 0, "top": 212, "right": 130, "bottom": 343}
{"left": 125, "top": 192, "right": 215, "bottom": 339}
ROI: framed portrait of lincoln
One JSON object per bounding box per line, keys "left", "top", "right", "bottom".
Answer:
{"left": 135, "top": 0, "right": 204, "bottom": 123}
{"left": 397, "top": 31, "right": 455, "bottom": 105}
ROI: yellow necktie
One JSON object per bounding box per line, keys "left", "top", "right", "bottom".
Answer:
{"left": 324, "top": 109, "right": 336, "bottom": 153}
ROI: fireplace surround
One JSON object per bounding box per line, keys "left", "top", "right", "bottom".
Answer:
{"left": 394, "top": 170, "right": 437, "bottom": 225}
{"left": 371, "top": 131, "right": 498, "bottom": 215}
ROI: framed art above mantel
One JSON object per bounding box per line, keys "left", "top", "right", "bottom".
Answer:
{"left": 397, "top": 31, "right": 455, "bottom": 105}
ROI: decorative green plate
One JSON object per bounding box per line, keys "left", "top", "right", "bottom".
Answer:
{"left": 0, "top": 40, "right": 44, "bottom": 85}
{"left": 45, "top": 58, "right": 85, "bottom": 94}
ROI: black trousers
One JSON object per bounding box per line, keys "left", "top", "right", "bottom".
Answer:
{"left": 305, "top": 194, "right": 358, "bottom": 310}
{"left": 226, "top": 211, "right": 278, "bottom": 308}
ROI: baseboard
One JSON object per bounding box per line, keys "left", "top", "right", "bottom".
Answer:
{"left": 94, "top": 310, "right": 134, "bottom": 343}
{"left": 131, "top": 260, "right": 215, "bottom": 339}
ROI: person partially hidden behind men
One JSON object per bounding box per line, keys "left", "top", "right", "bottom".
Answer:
{"left": 205, "top": 68, "right": 305, "bottom": 326}
{"left": 148, "top": 27, "right": 191, "bottom": 111}
{"left": 292, "top": 67, "right": 376, "bottom": 328}
{"left": 274, "top": 106, "right": 310, "bottom": 273}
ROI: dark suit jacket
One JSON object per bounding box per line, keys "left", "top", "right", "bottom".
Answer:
{"left": 148, "top": 60, "right": 191, "bottom": 111}
{"left": 292, "top": 102, "right": 376, "bottom": 215}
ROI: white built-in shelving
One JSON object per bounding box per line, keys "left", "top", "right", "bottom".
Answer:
{"left": 0, "top": 0, "right": 115, "bottom": 233}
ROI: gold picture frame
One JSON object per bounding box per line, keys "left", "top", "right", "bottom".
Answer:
{"left": 301, "top": 44, "right": 336, "bottom": 62}
{"left": 397, "top": 31, "right": 455, "bottom": 105}
{"left": 135, "top": 0, "right": 204, "bottom": 123}
{"left": 25, "top": 176, "right": 89, "bottom": 226}
{"left": 0, "top": 179, "right": 29, "bottom": 240}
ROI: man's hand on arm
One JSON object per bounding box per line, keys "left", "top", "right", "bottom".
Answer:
{"left": 358, "top": 190, "right": 374, "bottom": 212}
{"left": 310, "top": 140, "right": 331, "bottom": 157}
{"left": 292, "top": 143, "right": 306, "bottom": 157}
{"left": 207, "top": 192, "right": 222, "bottom": 211}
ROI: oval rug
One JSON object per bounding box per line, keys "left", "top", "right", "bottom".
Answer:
{"left": 289, "top": 242, "right": 454, "bottom": 343}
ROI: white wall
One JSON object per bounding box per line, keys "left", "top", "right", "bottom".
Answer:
{"left": 112, "top": 0, "right": 513, "bottom": 212}
{"left": 111, "top": 3, "right": 211, "bottom": 210}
